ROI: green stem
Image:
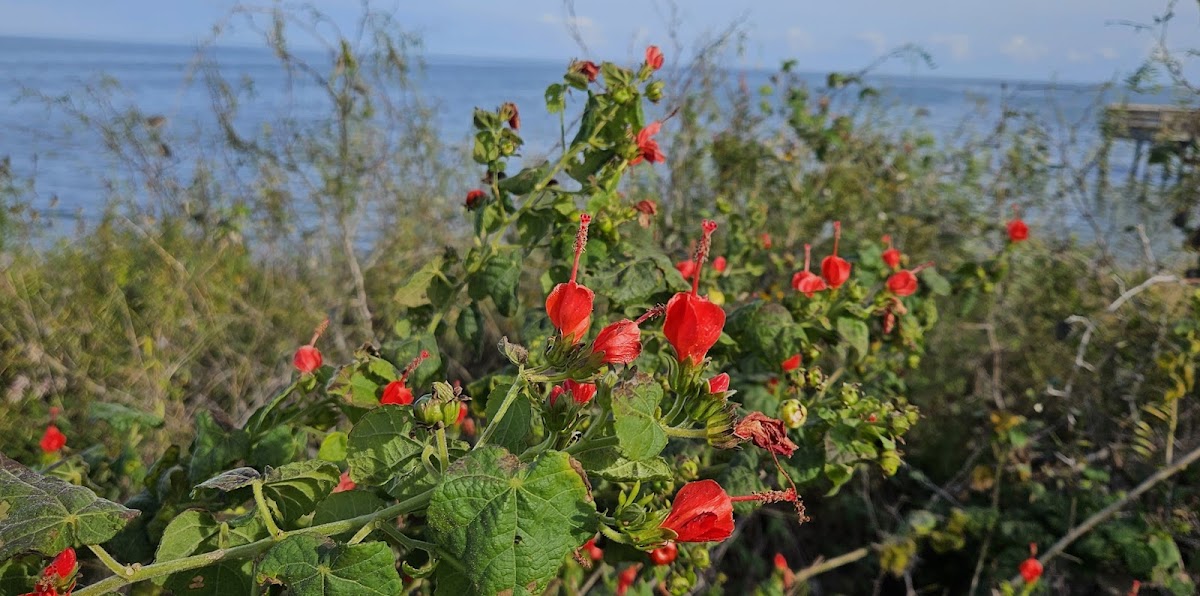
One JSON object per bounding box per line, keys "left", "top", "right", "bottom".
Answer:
{"left": 663, "top": 425, "right": 708, "bottom": 439}
{"left": 74, "top": 490, "right": 434, "bottom": 596}
{"left": 564, "top": 435, "right": 620, "bottom": 455}
{"left": 347, "top": 521, "right": 376, "bottom": 545}
{"left": 376, "top": 523, "right": 466, "bottom": 574}
{"left": 475, "top": 368, "right": 525, "bottom": 449}
{"left": 436, "top": 425, "right": 450, "bottom": 472}
{"left": 87, "top": 544, "right": 132, "bottom": 578}
{"left": 252, "top": 481, "right": 284, "bottom": 539}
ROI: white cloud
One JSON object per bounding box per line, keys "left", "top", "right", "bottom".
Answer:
{"left": 856, "top": 31, "right": 887, "bottom": 56}
{"left": 787, "top": 27, "right": 815, "bottom": 52}
{"left": 1001, "top": 35, "right": 1047, "bottom": 62}
{"left": 1098, "top": 47, "right": 1118, "bottom": 60}
{"left": 538, "top": 12, "right": 603, "bottom": 47}
{"left": 929, "top": 33, "right": 970, "bottom": 61}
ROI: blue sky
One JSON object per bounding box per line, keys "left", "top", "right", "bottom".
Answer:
{"left": 0, "top": 0, "right": 1195, "bottom": 82}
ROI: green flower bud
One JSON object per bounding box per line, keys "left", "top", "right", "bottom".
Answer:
{"left": 611, "top": 86, "right": 634, "bottom": 104}
{"left": 839, "top": 384, "right": 860, "bottom": 406}
{"left": 779, "top": 399, "right": 807, "bottom": 429}
{"left": 646, "top": 81, "right": 666, "bottom": 103}
{"left": 847, "top": 285, "right": 867, "bottom": 301}
{"left": 413, "top": 395, "right": 443, "bottom": 426}
{"left": 679, "top": 459, "right": 700, "bottom": 481}
{"left": 689, "top": 546, "right": 711, "bottom": 569}
{"left": 805, "top": 368, "right": 825, "bottom": 389}
{"left": 907, "top": 354, "right": 921, "bottom": 369}
{"left": 880, "top": 450, "right": 901, "bottom": 476}
{"left": 668, "top": 575, "right": 692, "bottom": 595}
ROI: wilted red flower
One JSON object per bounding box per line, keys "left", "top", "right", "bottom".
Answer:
{"left": 887, "top": 270, "right": 919, "bottom": 297}
{"left": 562, "top": 379, "right": 598, "bottom": 405}
{"left": 1019, "top": 543, "right": 1043, "bottom": 584}
{"left": 649, "top": 542, "right": 677, "bottom": 566}
{"left": 293, "top": 319, "right": 328, "bottom": 374}
{"left": 630, "top": 121, "right": 665, "bottom": 165}
{"left": 576, "top": 60, "right": 600, "bottom": 82}
{"left": 583, "top": 538, "right": 604, "bottom": 561}
{"left": 675, "top": 259, "right": 697, "bottom": 281}
{"left": 781, "top": 354, "right": 801, "bottom": 372}
{"left": 734, "top": 412, "right": 798, "bottom": 457}
{"left": 821, "top": 221, "right": 852, "bottom": 288}
{"left": 502, "top": 102, "right": 520, "bottom": 130}
{"left": 660, "top": 479, "right": 735, "bottom": 542}
{"left": 40, "top": 425, "right": 66, "bottom": 454}
{"left": 616, "top": 564, "right": 641, "bottom": 596}
{"left": 465, "top": 189, "right": 487, "bottom": 210}
{"left": 592, "top": 306, "right": 664, "bottom": 365}
{"left": 663, "top": 221, "right": 726, "bottom": 365}
{"left": 634, "top": 199, "right": 658, "bottom": 215}
{"left": 333, "top": 471, "right": 356, "bottom": 493}
{"left": 882, "top": 235, "right": 902, "bottom": 269}
{"left": 380, "top": 350, "right": 430, "bottom": 405}
{"left": 791, "top": 244, "right": 828, "bottom": 297}
{"left": 708, "top": 372, "right": 730, "bottom": 394}
{"left": 712, "top": 256, "right": 727, "bottom": 273}
{"left": 545, "top": 214, "right": 596, "bottom": 344}
{"left": 645, "top": 45, "right": 664, "bottom": 70}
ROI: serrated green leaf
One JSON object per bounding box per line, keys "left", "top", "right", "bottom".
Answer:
{"left": 318, "top": 432, "right": 350, "bottom": 462}
{"left": 258, "top": 535, "right": 402, "bottom": 596}
{"left": 612, "top": 377, "right": 668, "bottom": 461}
{"left": 167, "top": 561, "right": 254, "bottom": 596}
{"left": 312, "top": 491, "right": 387, "bottom": 529}
{"left": 187, "top": 411, "right": 250, "bottom": 486}
{"left": 483, "top": 376, "right": 532, "bottom": 452}
{"left": 262, "top": 460, "right": 340, "bottom": 522}
{"left": 0, "top": 453, "right": 139, "bottom": 559}
{"left": 498, "top": 162, "right": 549, "bottom": 195}
{"left": 455, "top": 304, "right": 483, "bottom": 351}
{"left": 572, "top": 447, "right": 671, "bottom": 482}
{"left": 837, "top": 317, "right": 870, "bottom": 359}
{"left": 468, "top": 252, "right": 521, "bottom": 317}
{"left": 248, "top": 424, "right": 304, "bottom": 469}
{"left": 394, "top": 256, "right": 445, "bottom": 308}
{"left": 427, "top": 447, "right": 596, "bottom": 596}
{"left": 345, "top": 407, "right": 430, "bottom": 499}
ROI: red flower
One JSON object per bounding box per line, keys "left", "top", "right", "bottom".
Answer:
{"left": 455, "top": 402, "right": 468, "bottom": 425}
{"left": 630, "top": 121, "right": 665, "bottom": 165}
{"left": 548, "top": 385, "right": 565, "bottom": 406}
{"left": 616, "top": 564, "right": 641, "bottom": 596}
{"left": 40, "top": 425, "right": 66, "bottom": 454}
{"left": 333, "top": 471, "right": 356, "bottom": 493}
{"left": 773, "top": 552, "right": 787, "bottom": 571}
{"left": 576, "top": 60, "right": 599, "bottom": 82}
{"left": 380, "top": 351, "right": 430, "bottom": 405}
{"left": 634, "top": 199, "right": 658, "bottom": 215}
{"left": 465, "top": 189, "right": 487, "bottom": 210}
{"left": 712, "top": 256, "right": 727, "bottom": 273}
{"left": 675, "top": 259, "right": 698, "bottom": 282}
{"left": 733, "top": 412, "right": 798, "bottom": 457}
{"left": 545, "top": 214, "right": 596, "bottom": 344}
{"left": 760, "top": 233, "right": 773, "bottom": 249}
{"left": 821, "top": 221, "right": 852, "bottom": 288}
{"left": 663, "top": 221, "right": 726, "bottom": 365}
{"left": 882, "top": 235, "right": 902, "bottom": 269}
{"left": 583, "top": 538, "right": 604, "bottom": 561}
{"left": 660, "top": 480, "right": 735, "bottom": 542}
{"left": 502, "top": 102, "right": 519, "bottom": 130}
{"left": 293, "top": 319, "right": 328, "bottom": 374}
{"left": 649, "top": 542, "right": 677, "bottom": 566}
{"left": 645, "top": 45, "right": 664, "bottom": 70}
{"left": 774, "top": 552, "right": 795, "bottom": 589}
{"left": 781, "top": 354, "right": 801, "bottom": 372}
{"left": 45, "top": 548, "right": 76, "bottom": 580}
{"left": 791, "top": 244, "right": 828, "bottom": 297}
{"left": 1008, "top": 218, "right": 1029, "bottom": 242}
{"left": 592, "top": 307, "right": 663, "bottom": 365}
{"left": 708, "top": 372, "right": 730, "bottom": 394}
{"left": 461, "top": 417, "right": 476, "bottom": 437}
{"left": 1019, "top": 543, "right": 1043, "bottom": 583}
{"left": 886, "top": 270, "right": 919, "bottom": 297}
{"left": 562, "top": 379, "right": 597, "bottom": 405}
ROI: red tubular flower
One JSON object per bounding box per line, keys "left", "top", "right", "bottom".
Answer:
{"left": 821, "top": 221, "right": 852, "bottom": 288}
{"left": 616, "top": 564, "right": 641, "bottom": 596}
{"left": 40, "top": 425, "right": 66, "bottom": 454}
{"left": 708, "top": 372, "right": 730, "bottom": 394}
{"left": 465, "top": 189, "right": 487, "bottom": 210}
{"left": 548, "top": 385, "right": 565, "bottom": 406}
{"left": 1019, "top": 543, "right": 1043, "bottom": 584}
{"left": 712, "top": 256, "right": 727, "bottom": 273}
{"left": 882, "top": 235, "right": 902, "bottom": 269}
{"left": 45, "top": 548, "right": 76, "bottom": 580}
{"left": 293, "top": 319, "right": 328, "bottom": 374}
{"left": 675, "top": 259, "right": 697, "bottom": 282}
{"left": 649, "top": 542, "right": 677, "bottom": 566}
{"left": 660, "top": 480, "right": 735, "bottom": 542}
{"left": 545, "top": 214, "right": 596, "bottom": 344}
{"left": 562, "top": 379, "right": 597, "bottom": 405}
{"left": 663, "top": 221, "right": 726, "bottom": 365}
{"left": 781, "top": 354, "right": 801, "bottom": 372}
{"left": 380, "top": 351, "right": 430, "bottom": 405}
{"left": 645, "top": 45, "right": 664, "bottom": 70}
{"left": 502, "top": 102, "right": 520, "bottom": 130}
{"left": 583, "top": 538, "right": 604, "bottom": 561}
{"left": 576, "top": 60, "right": 599, "bottom": 82}
{"left": 733, "top": 412, "right": 798, "bottom": 457}
{"left": 592, "top": 306, "right": 664, "bottom": 365}
{"left": 886, "top": 270, "right": 919, "bottom": 297}
{"left": 791, "top": 244, "right": 828, "bottom": 297}
{"left": 630, "top": 121, "right": 665, "bottom": 165}
{"left": 333, "top": 471, "right": 356, "bottom": 493}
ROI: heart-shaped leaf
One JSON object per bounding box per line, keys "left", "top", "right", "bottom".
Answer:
{"left": 258, "top": 535, "right": 402, "bottom": 596}
{"left": 612, "top": 377, "right": 668, "bottom": 461}
{"left": 345, "top": 406, "right": 430, "bottom": 500}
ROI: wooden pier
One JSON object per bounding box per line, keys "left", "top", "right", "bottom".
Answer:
{"left": 1103, "top": 104, "right": 1198, "bottom": 186}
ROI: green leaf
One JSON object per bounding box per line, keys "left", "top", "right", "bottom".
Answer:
{"left": 261, "top": 460, "right": 341, "bottom": 522}
{"left": 920, "top": 268, "right": 952, "bottom": 296}
{"left": 258, "top": 535, "right": 402, "bottom": 596}
{"left": 545, "top": 83, "right": 566, "bottom": 113}
{"left": 0, "top": 453, "right": 139, "bottom": 559}
{"left": 572, "top": 447, "right": 671, "bottom": 482}
{"left": 194, "top": 467, "right": 260, "bottom": 494}
{"left": 468, "top": 252, "right": 521, "bottom": 317}
{"left": 455, "top": 304, "right": 483, "bottom": 352}
{"left": 88, "top": 402, "right": 164, "bottom": 432}
{"left": 612, "top": 377, "right": 668, "bottom": 461}
{"left": 593, "top": 258, "right": 668, "bottom": 306}
{"left": 345, "top": 406, "right": 430, "bottom": 499}
{"left": 312, "top": 491, "right": 387, "bottom": 529}
{"left": 837, "top": 317, "right": 870, "bottom": 359}
{"left": 248, "top": 424, "right": 304, "bottom": 469}
{"left": 483, "top": 376, "right": 532, "bottom": 452}
{"left": 167, "top": 561, "right": 253, "bottom": 596}
{"left": 394, "top": 256, "right": 445, "bottom": 308}
{"left": 497, "top": 162, "right": 550, "bottom": 195}
{"left": 187, "top": 411, "right": 250, "bottom": 485}
{"left": 427, "top": 447, "right": 596, "bottom": 596}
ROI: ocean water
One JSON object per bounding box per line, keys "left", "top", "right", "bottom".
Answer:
{"left": 0, "top": 35, "right": 1171, "bottom": 232}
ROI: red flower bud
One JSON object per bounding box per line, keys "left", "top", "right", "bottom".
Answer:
{"left": 1008, "top": 218, "right": 1029, "bottom": 242}
{"left": 660, "top": 480, "right": 735, "bottom": 542}
{"left": 773, "top": 552, "right": 788, "bottom": 571}
{"left": 593, "top": 308, "right": 662, "bottom": 365}
{"left": 333, "top": 471, "right": 356, "bottom": 493}
{"left": 821, "top": 221, "right": 851, "bottom": 288}
{"left": 630, "top": 121, "right": 665, "bottom": 165}
{"left": 792, "top": 244, "right": 828, "bottom": 297}
{"left": 576, "top": 60, "right": 599, "bottom": 82}
{"left": 583, "top": 538, "right": 604, "bottom": 561}
{"left": 675, "top": 259, "right": 698, "bottom": 282}
{"left": 293, "top": 345, "right": 322, "bottom": 374}
{"left": 708, "top": 372, "right": 730, "bottom": 394}
{"left": 712, "top": 256, "right": 727, "bottom": 273}
{"left": 39, "top": 425, "right": 66, "bottom": 454}
{"left": 774, "top": 552, "right": 795, "bottom": 588}
{"left": 465, "top": 189, "right": 487, "bottom": 210}
{"left": 649, "top": 542, "right": 677, "bottom": 566}
{"left": 546, "top": 215, "right": 595, "bottom": 344}
{"left": 461, "top": 417, "right": 476, "bottom": 437}
{"left": 45, "top": 548, "right": 76, "bottom": 580}
{"left": 886, "top": 270, "right": 919, "bottom": 297}
{"left": 733, "top": 412, "right": 798, "bottom": 457}
{"left": 548, "top": 385, "right": 565, "bottom": 406}
{"left": 562, "top": 379, "right": 597, "bottom": 405}
{"left": 645, "top": 45, "right": 664, "bottom": 70}
{"left": 1019, "top": 543, "right": 1043, "bottom": 583}
{"left": 616, "top": 564, "right": 641, "bottom": 596}
{"left": 502, "top": 101, "right": 520, "bottom": 130}
{"left": 760, "top": 233, "right": 773, "bottom": 250}
{"left": 882, "top": 235, "right": 902, "bottom": 269}
{"left": 455, "top": 402, "right": 468, "bottom": 425}
{"left": 664, "top": 221, "right": 725, "bottom": 365}
{"left": 781, "top": 354, "right": 801, "bottom": 372}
